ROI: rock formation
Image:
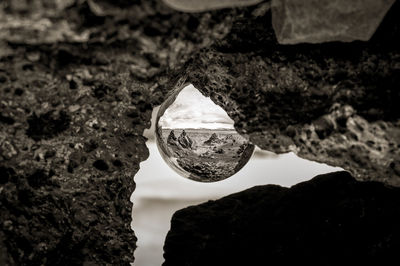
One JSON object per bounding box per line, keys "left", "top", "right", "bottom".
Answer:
{"left": 185, "top": 1, "right": 400, "bottom": 186}
{"left": 177, "top": 130, "right": 193, "bottom": 149}
{"left": 0, "top": 0, "right": 399, "bottom": 264}
{"left": 164, "top": 171, "right": 400, "bottom": 266}
{"left": 167, "top": 130, "right": 178, "bottom": 146}
{"left": 224, "top": 134, "right": 234, "bottom": 141}
{"left": 204, "top": 133, "right": 222, "bottom": 145}
{"left": 271, "top": 0, "right": 396, "bottom": 44}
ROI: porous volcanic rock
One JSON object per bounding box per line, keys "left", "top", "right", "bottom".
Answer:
{"left": 183, "top": 1, "right": 400, "bottom": 186}
{"left": 1, "top": 0, "right": 399, "bottom": 264}
{"left": 164, "top": 171, "right": 400, "bottom": 266}
{"left": 0, "top": 0, "right": 240, "bottom": 264}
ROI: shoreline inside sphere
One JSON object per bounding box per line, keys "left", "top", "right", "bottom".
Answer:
{"left": 156, "top": 84, "right": 255, "bottom": 182}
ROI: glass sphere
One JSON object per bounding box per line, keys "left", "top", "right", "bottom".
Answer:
{"left": 155, "top": 84, "right": 254, "bottom": 182}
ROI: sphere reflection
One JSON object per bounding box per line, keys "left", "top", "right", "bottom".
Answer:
{"left": 156, "top": 84, "right": 254, "bottom": 182}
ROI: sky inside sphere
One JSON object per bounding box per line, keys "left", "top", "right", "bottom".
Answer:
{"left": 159, "top": 84, "right": 235, "bottom": 129}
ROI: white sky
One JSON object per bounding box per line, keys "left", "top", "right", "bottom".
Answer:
{"left": 133, "top": 107, "right": 343, "bottom": 266}
{"left": 132, "top": 142, "right": 342, "bottom": 266}
{"left": 159, "top": 84, "right": 235, "bottom": 129}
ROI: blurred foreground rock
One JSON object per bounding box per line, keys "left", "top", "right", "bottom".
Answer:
{"left": 164, "top": 171, "right": 400, "bottom": 266}
{"left": 272, "top": 0, "right": 396, "bottom": 44}
{"left": 163, "top": 0, "right": 264, "bottom": 12}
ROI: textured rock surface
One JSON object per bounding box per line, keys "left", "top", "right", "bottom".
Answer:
{"left": 184, "top": 1, "right": 400, "bottom": 186}
{"left": 164, "top": 171, "right": 400, "bottom": 266}
{"left": 272, "top": 0, "right": 396, "bottom": 44}
{"left": 0, "top": 0, "right": 399, "bottom": 264}
{"left": 0, "top": 0, "right": 239, "bottom": 264}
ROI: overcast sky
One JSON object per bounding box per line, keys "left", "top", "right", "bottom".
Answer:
{"left": 159, "top": 84, "right": 234, "bottom": 129}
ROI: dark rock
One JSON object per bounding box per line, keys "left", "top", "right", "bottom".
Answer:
{"left": 0, "top": 0, "right": 399, "bottom": 264}
{"left": 93, "top": 83, "right": 116, "bottom": 100}
{"left": 83, "top": 139, "right": 99, "bottom": 153}
{"left": 186, "top": 1, "right": 400, "bottom": 186}
{"left": 178, "top": 130, "right": 193, "bottom": 149}
{"left": 167, "top": 130, "right": 178, "bottom": 146}
{"left": 67, "top": 159, "right": 79, "bottom": 173}
{"left": 314, "top": 116, "right": 335, "bottom": 139}
{"left": 0, "top": 165, "right": 136, "bottom": 265}
{"left": 164, "top": 171, "right": 400, "bottom": 266}
{"left": 26, "top": 110, "right": 71, "bottom": 141}
{"left": 204, "top": 133, "right": 222, "bottom": 145}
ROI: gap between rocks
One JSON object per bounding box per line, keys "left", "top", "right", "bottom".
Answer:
{"left": 130, "top": 102, "right": 342, "bottom": 265}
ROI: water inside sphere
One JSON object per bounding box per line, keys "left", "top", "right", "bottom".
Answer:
{"left": 156, "top": 84, "right": 255, "bottom": 182}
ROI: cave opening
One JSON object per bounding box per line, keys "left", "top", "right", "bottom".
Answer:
{"left": 131, "top": 84, "right": 341, "bottom": 265}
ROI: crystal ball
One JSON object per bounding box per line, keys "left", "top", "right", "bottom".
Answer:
{"left": 155, "top": 84, "right": 254, "bottom": 182}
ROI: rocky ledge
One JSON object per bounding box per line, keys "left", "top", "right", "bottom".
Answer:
{"left": 183, "top": 1, "right": 400, "bottom": 186}
{"left": 164, "top": 171, "right": 400, "bottom": 266}
{"left": 0, "top": 0, "right": 399, "bottom": 264}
